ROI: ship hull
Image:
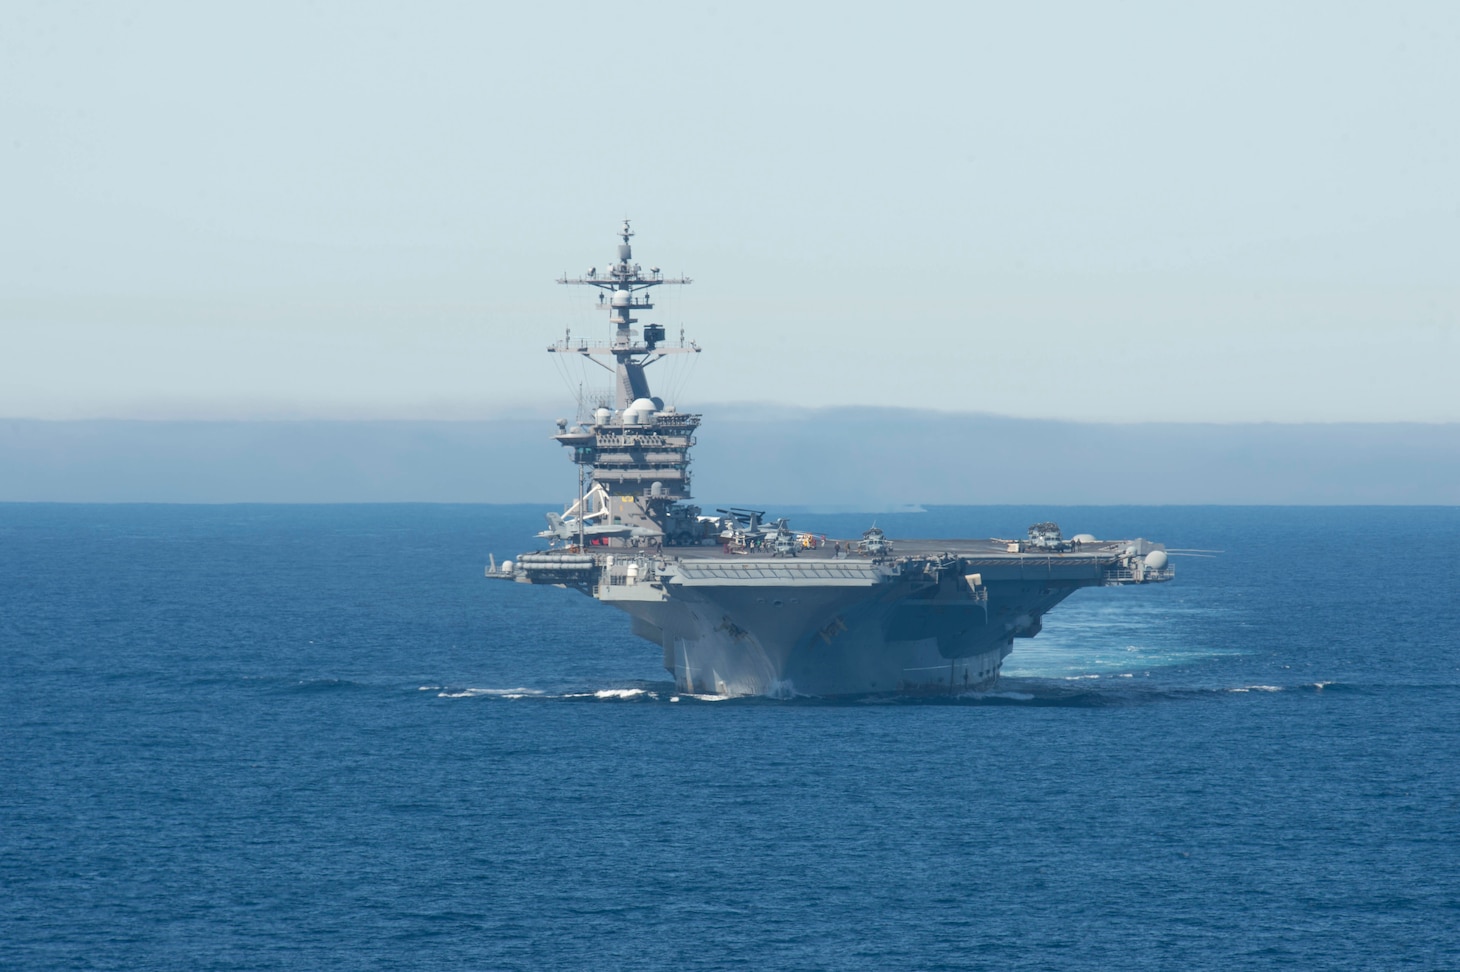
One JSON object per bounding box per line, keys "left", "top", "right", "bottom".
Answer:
{"left": 501, "top": 537, "right": 1171, "bottom": 698}
{"left": 641, "top": 601, "right": 1012, "bottom": 696}
{"left": 601, "top": 563, "right": 1081, "bottom": 697}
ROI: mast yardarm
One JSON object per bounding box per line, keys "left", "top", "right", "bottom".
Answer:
{"left": 551, "top": 219, "right": 698, "bottom": 409}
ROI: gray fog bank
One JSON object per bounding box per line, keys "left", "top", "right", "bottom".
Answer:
{"left": 2, "top": 409, "right": 1455, "bottom": 505}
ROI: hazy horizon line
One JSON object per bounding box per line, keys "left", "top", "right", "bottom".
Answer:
{"left": 2, "top": 500, "right": 1455, "bottom": 510}
{"left": 4, "top": 407, "right": 1458, "bottom": 428}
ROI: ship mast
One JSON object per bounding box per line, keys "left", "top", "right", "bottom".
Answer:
{"left": 551, "top": 220, "right": 697, "bottom": 409}
{"left": 545, "top": 223, "right": 705, "bottom": 547}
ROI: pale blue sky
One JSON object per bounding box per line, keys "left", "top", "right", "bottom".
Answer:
{"left": 3, "top": 1, "right": 1456, "bottom": 422}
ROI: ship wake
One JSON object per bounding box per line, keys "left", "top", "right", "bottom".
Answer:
{"left": 422, "top": 677, "right": 1379, "bottom": 707}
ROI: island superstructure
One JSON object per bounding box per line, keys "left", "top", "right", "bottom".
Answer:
{"left": 487, "top": 223, "right": 1174, "bottom": 697}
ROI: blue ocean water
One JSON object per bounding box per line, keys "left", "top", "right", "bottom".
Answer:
{"left": 2, "top": 504, "right": 1457, "bottom": 970}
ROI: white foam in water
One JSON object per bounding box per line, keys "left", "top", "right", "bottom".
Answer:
{"left": 437, "top": 687, "right": 544, "bottom": 699}
{"left": 593, "top": 688, "right": 651, "bottom": 700}
{"left": 1001, "top": 594, "right": 1239, "bottom": 681}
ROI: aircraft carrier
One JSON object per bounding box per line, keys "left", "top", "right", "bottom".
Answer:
{"left": 487, "top": 223, "right": 1174, "bottom": 697}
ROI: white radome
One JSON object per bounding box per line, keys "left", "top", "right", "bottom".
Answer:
{"left": 623, "top": 397, "right": 658, "bottom": 425}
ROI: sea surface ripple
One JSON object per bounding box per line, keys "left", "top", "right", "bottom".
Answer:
{"left": 2, "top": 504, "right": 1457, "bottom": 970}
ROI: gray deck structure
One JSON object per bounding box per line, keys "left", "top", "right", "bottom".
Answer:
{"left": 488, "top": 224, "right": 1173, "bottom": 697}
